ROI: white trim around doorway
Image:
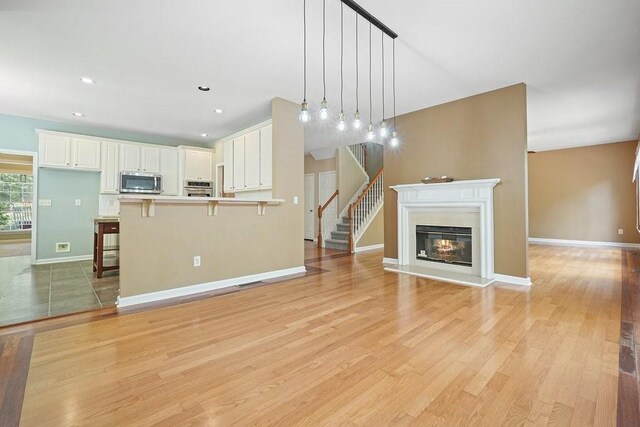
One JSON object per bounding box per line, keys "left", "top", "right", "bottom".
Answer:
{"left": 0, "top": 148, "right": 38, "bottom": 265}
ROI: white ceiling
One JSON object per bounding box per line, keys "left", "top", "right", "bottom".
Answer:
{"left": 1, "top": 0, "right": 639, "bottom": 152}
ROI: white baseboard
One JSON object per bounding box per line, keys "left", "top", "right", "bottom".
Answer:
{"left": 382, "top": 257, "right": 398, "bottom": 265}
{"left": 117, "top": 266, "right": 307, "bottom": 308}
{"left": 355, "top": 243, "right": 384, "bottom": 253}
{"left": 494, "top": 274, "right": 532, "bottom": 286}
{"left": 34, "top": 254, "right": 93, "bottom": 265}
{"left": 529, "top": 237, "right": 640, "bottom": 249}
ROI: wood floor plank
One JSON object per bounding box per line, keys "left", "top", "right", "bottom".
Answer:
{"left": 15, "top": 245, "right": 625, "bottom": 425}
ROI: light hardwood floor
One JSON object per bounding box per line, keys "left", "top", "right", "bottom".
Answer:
{"left": 19, "top": 245, "right": 620, "bottom": 425}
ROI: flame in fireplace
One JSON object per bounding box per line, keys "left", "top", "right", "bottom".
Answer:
{"left": 433, "top": 239, "right": 462, "bottom": 255}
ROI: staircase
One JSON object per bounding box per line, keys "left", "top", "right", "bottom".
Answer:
{"left": 323, "top": 144, "right": 384, "bottom": 252}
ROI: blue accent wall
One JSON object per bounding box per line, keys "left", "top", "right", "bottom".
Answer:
{"left": 0, "top": 113, "right": 200, "bottom": 261}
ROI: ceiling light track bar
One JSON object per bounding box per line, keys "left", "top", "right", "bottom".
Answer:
{"left": 339, "top": 0, "right": 397, "bottom": 39}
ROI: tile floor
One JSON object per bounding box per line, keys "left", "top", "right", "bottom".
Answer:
{"left": 0, "top": 256, "right": 119, "bottom": 327}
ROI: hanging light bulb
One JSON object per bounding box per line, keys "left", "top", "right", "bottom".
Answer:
{"left": 390, "top": 130, "right": 399, "bottom": 147}
{"left": 299, "top": 101, "right": 311, "bottom": 123}
{"left": 319, "top": 99, "right": 329, "bottom": 120}
{"left": 379, "top": 121, "right": 389, "bottom": 137}
{"left": 366, "top": 123, "right": 376, "bottom": 141}
{"left": 337, "top": 112, "right": 346, "bottom": 131}
{"left": 353, "top": 111, "right": 362, "bottom": 129}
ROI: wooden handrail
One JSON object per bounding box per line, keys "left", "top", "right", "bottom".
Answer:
{"left": 317, "top": 189, "right": 339, "bottom": 248}
{"left": 352, "top": 168, "right": 383, "bottom": 209}
{"left": 348, "top": 168, "right": 383, "bottom": 252}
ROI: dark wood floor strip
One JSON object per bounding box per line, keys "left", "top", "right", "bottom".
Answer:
{"left": 0, "top": 333, "right": 34, "bottom": 427}
{"left": 617, "top": 249, "right": 640, "bottom": 427}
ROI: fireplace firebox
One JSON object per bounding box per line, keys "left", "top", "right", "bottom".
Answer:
{"left": 416, "top": 225, "right": 472, "bottom": 266}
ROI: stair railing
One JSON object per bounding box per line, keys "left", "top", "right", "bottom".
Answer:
{"left": 317, "top": 189, "right": 339, "bottom": 248}
{"left": 347, "top": 143, "right": 367, "bottom": 171}
{"left": 348, "top": 168, "right": 384, "bottom": 252}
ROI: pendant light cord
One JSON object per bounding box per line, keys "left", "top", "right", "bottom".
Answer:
{"left": 322, "top": 0, "right": 326, "bottom": 100}
{"left": 340, "top": 2, "right": 343, "bottom": 112}
{"left": 393, "top": 38, "right": 396, "bottom": 129}
{"left": 369, "top": 22, "right": 372, "bottom": 124}
{"left": 355, "top": 14, "right": 359, "bottom": 112}
{"left": 303, "top": 0, "right": 306, "bottom": 102}
{"left": 381, "top": 32, "right": 385, "bottom": 121}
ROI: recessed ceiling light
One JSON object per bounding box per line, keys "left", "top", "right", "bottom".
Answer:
{"left": 201, "top": 133, "right": 208, "bottom": 137}
{"left": 214, "top": 109, "right": 223, "bottom": 114}
{"left": 72, "top": 112, "right": 84, "bottom": 117}
{"left": 79, "top": 77, "right": 95, "bottom": 84}
{"left": 198, "top": 86, "right": 210, "bottom": 91}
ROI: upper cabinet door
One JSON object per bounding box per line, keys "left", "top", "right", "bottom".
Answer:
{"left": 39, "top": 134, "right": 72, "bottom": 168}
{"left": 259, "top": 125, "right": 273, "bottom": 188}
{"left": 160, "top": 148, "right": 179, "bottom": 195}
{"left": 233, "top": 137, "right": 245, "bottom": 190}
{"left": 198, "top": 151, "right": 214, "bottom": 181}
{"left": 141, "top": 147, "right": 161, "bottom": 173}
{"left": 244, "top": 130, "right": 260, "bottom": 190}
{"left": 120, "top": 144, "right": 141, "bottom": 171}
{"left": 223, "top": 140, "right": 234, "bottom": 191}
{"left": 184, "top": 150, "right": 200, "bottom": 180}
{"left": 71, "top": 138, "right": 101, "bottom": 170}
{"left": 100, "top": 142, "right": 120, "bottom": 194}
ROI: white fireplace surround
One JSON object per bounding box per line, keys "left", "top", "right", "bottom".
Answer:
{"left": 387, "top": 179, "right": 501, "bottom": 287}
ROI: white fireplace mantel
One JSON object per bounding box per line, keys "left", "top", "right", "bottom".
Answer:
{"left": 387, "top": 179, "right": 500, "bottom": 287}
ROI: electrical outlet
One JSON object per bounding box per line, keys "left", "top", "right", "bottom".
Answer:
{"left": 75, "top": 199, "right": 81, "bottom": 206}
{"left": 56, "top": 242, "right": 70, "bottom": 253}
{"left": 38, "top": 199, "right": 52, "bottom": 206}
{"left": 618, "top": 229, "right": 624, "bottom": 235}
{"left": 193, "top": 256, "right": 201, "bottom": 267}
{"left": 293, "top": 196, "right": 299, "bottom": 205}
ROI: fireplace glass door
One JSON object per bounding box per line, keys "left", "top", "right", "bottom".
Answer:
{"left": 416, "top": 225, "right": 472, "bottom": 266}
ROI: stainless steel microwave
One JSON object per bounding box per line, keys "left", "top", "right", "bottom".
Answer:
{"left": 120, "top": 171, "right": 162, "bottom": 194}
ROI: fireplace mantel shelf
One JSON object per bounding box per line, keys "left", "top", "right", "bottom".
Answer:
{"left": 390, "top": 178, "right": 501, "bottom": 192}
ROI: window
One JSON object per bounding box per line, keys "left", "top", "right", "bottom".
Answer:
{"left": 0, "top": 173, "right": 33, "bottom": 231}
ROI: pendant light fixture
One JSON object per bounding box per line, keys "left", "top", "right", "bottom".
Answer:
{"left": 297, "top": 0, "right": 398, "bottom": 138}
{"left": 389, "top": 37, "right": 400, "bottom": 147}
{"left": 337, "top": 2, "right": 346, "bottom": 131}
{"left": 379, "top": 31, "right": 389, "bottom": 138}
{"left": 353, "top": 13, "right": 362, "bottom": 129}
{"left": 299, "top": 0, "right": 310, "bottom": 123}
{"left": 365, "top": 22, "right": 376, "bottom": 142}
{"left": 319, "top": 0, "right": 329, "bottom": 120}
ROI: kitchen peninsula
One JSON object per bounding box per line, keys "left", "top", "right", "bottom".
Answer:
{"left": 116, "top": 98, "right": 305, "bottom": 308}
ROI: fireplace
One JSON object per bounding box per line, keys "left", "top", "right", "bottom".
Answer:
{"left": 416, "top": 225, "right": 472, "bottom": 267}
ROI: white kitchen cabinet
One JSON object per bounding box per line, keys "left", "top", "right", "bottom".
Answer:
{"left": 233, "top": 137, "right": 245, "bottom": 190}
{"left": 221, "top": 121, "right": 272, "bottom": 193}
{"left": 160, "top": 148, "right": 179, "bottom": 195}
{"left": 223, "top": 140, "right": 234, "bottom": 192}
{"left": 244, "top": 130, "right": 260, "bottom": 190}
{"left": 259, "top": 125, "right": 272, "bottom": 188}
{"left": 39, "top": 134, "right": 71, "bottom": 168}
{"left": 100, "top": 142, "right": 120, "bottom": 194}
{"left": 71, "top": 138, "right": 101, "bottom": 170}
{"left": 119, "top": 144, "right": 161, "bottom": 173}
{"left": 184, "top": 149, "right": 213, "bottom": 181}
{"left": 119, "top": 144, "right": 141, "bottom": 172}
{"left": 39, "top": 134, "right": 100, "bottom": 171}
{"left": 141, "top": 147, "right": 161, "bottom": 173}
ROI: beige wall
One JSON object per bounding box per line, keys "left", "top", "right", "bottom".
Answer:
{"left": 304, "top": 154, "right": 336, "bottom": 237}
{"left": 338, "top": 146, "right": 368, "bottom": 214}
{"left": 384, "top": 84, "right": 529, "bottom": 278}
{"left": 529, "top": 140, "right": 640, "bottom": 243}
{"left": 356, "top": 207, "right": 384, "bottom": 248}
{"left": 120, "top": 98, "right": 304, "bottom": 298}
